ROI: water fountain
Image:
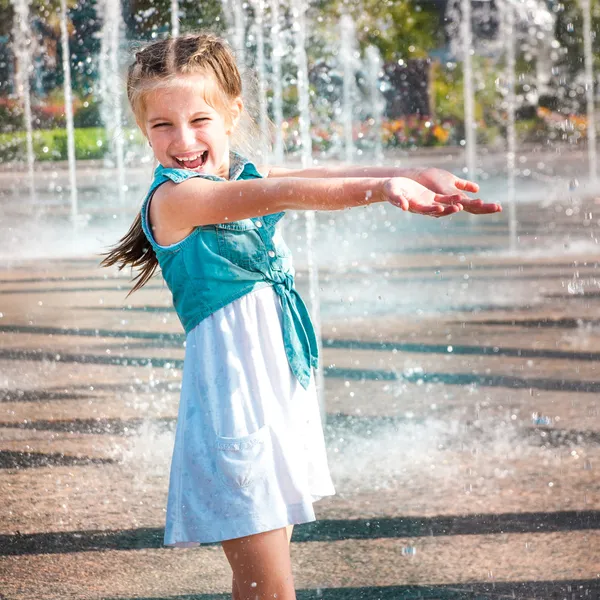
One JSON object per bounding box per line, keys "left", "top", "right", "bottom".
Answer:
{"left": 170, "top": 0, "right": 179, "bottom": 37}
{"left": 268, "top": 0, "right": 285, "bottom": 164}
{"left": 364, "top": 45, "right": 384, "bottom": 165}
{"left": 291, "top": 0, "right": 324, "bottom": 417}
{"left": 580, "top": 0, "right": 597, "bottom": 186}
{"left": 460, "top": 0, "right": 477, "bottom": 180}
{"left": 59, "top": 0, "right": 79, "bottom": 221}
{"left": 248, "top": 0, "right": 269, "bottom": 162}
{"left": 340, "top": 13, "right": 358, "bottom": 164}
{"left": 98, "top": 0, "right": 126, "bottom": 205}
{"left": 447, "top": 0, "right": 560, "bottom": 241}
{"left": 221, "top": 0, "right": 247, "bottom": 66}
{"left": 10, "top": 0, "right": 35, "bottom": 201}
{"left": 502, "top": 0, "right": 517, "bottom": 250}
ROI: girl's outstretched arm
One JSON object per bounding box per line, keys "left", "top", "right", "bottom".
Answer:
{"left": 264, "top": 165, "right": 501, "bottom": 215}
{"left": 153, "top": 175, "right": 465, "bottom": 230}
{"left": 264, "top": 165, "right": 423, "bottom": 179}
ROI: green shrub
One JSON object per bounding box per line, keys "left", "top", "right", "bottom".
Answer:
{"left": 0, "top": 128, "right": 112, "bottom": 162}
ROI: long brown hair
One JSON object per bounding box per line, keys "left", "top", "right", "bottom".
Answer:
{"left": 99, "top": 32, "right": 245, "bottom": 295}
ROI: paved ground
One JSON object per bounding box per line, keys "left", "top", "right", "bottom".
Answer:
{"left": 1, "top": 158, "right": 599, "bottom": 599}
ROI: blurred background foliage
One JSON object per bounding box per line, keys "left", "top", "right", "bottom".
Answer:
{"left": 0, "top": 0, "right": 597, "bottom": 160}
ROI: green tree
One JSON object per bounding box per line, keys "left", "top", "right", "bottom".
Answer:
{"left": 548, "top": 0, "right": 600, "bottom": 113}
{"left": 312, "top": 0, "right": 443, "bottom": 60}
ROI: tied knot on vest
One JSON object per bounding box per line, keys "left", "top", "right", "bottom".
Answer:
{"left": 271, "top": 272, "right": 294, "bottom": 293}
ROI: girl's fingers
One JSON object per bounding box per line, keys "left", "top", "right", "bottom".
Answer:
{"left": 455, "top": 178, "right": 479, "bottom": 193}
{"left": 460, "top": 199, "right": 501, "bottom": 213}
{"left": 466, "top": 203, "right": 502, "bottom": 214}
{"left": 391, "top": 198, "right": 409, "bottom": 210}
{"left": 412, "top": 203, "right": 462, "bottom": 216}
{"left": 436, "top": 193, "right": 464, "bottom": 205}
{"left": 460, "top": 198, "right": 485, "bottom": 208}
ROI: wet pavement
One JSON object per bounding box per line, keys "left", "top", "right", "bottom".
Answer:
{"left": 1, "top": 163, "right": 600, "bottom": 599}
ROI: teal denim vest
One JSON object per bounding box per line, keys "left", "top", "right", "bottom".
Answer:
{"left": 140, "top": 151, "right": 319, "bottom": 389}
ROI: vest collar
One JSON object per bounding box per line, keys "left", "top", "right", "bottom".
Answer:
{"left": 153, "top": 150, "right": 254, "bottom": 182}
{"left": 229, "top": 150, "right": 252, "bottom": 180}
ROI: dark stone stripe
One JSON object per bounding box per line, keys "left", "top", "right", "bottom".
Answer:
{"left": 523, "top": 427, "right": 600, "bottom": 447}
{"left": 0, "top": 450, "right": 115, "bottom": 469}
{"left": 0, "top": 348, "right": 183, "bottom": 369}
{"left": 92, "top": 302, "right": 539, "bottom": 316}
{"left": 0, "top": 276, "right": 126, "bottom": 284}
{"left": 457, "top": 318, "right": 600, "bottom": 329}
{"left": 1, "top": 511, "right": 597, "bottom": 555}
{"left": 0, "top": 416, "right": 175, "bottom": 435}
{"left": 294, "top": 511, "right": 600, "bottom": 541}
{"left": 1, "top": 381, "right": 181, "bottom": 401}
{"left": 3, "top": 347, "right": 600, "bottom": 393}
{"left": 293, "top": 582, "right": 600, "bottom": 600}
{"left": 4, "top": 324, "right": 600, "bottom": 362}
{"left": 0, "top": 389, "right": 88, "bottom": 403}
{"left": 324, "top": 339, "right": 600, "bottom": 362}
{"left": 103, "top": 580, "right": 600, "bottom": 600}
{"left": 1, "top": 261, "right": 594, "bottom": 285}
{"left": 546, "top": 291, "right": 600, "bottom": 299}
{"left": 394, "top": 246, "right": 501, "bottom": 254}
{"left": 0, "top": 285, "right": 164, "bottom": 294}
{"left": 327, "top": 366, "right": 600, "bottom": 393}
{"left": 0, "top": 271, "right": 583, "bottom": 295}
{"left": 2, "top": 413, "right": 598, "bottom": 448}
{"left": 0, "top": 324, "right": 184, "bottom": 343}
{"left": 325, "top": 272, "right": 584, "bottom": 283}
{"left": 84, "top": 305, "right": 176, "bottom": 314}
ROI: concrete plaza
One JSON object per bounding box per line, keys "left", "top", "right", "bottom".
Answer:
{"left": 0, "top": 151, "right": 599, "bottom": 598}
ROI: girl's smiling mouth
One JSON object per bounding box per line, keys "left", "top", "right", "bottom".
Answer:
{"left": 175, "top": 150, "right": 208, "bottom": 170}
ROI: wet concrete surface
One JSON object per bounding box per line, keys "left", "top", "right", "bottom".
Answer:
{"left": 1, "top": 177, "right": 600, "bottom": 599}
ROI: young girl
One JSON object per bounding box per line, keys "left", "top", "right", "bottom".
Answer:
{"left": 101, "top": 32, "right": 501, "bottom": 600}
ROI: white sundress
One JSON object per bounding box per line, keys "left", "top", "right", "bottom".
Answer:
{"left": 163, "top": 284, "right": 336, "bottom": 546}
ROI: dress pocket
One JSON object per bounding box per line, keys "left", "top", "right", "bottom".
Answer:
{"left": 214, "top": 424, "right": 272, "bottom": 489}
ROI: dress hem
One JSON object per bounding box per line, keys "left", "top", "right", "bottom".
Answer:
{"left": 163, "top": 490, "right": 335, "bottom": 547}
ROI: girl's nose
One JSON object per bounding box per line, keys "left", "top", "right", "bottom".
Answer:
{"left": 175, "top": 126, "right": 196, "bottom": 147}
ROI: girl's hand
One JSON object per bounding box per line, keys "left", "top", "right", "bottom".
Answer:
{"left": 383, "top": 177, "right": 464, "bottom": 217}
{"left": 412, "top": 167, "right": 502, "bottom": 214}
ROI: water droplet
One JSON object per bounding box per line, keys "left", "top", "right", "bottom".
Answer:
{"left": 250, "top": 582, "right": 257, "bottom": 588}
{"left": 531, "top": 412, "right": 552, "bottom": 426}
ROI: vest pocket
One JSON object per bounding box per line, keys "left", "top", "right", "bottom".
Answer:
{"left": 216, "top": 225, "right": 266, "bottom": 269}
{"left": 214, "top": 424, "right": 272, "bottom": 489}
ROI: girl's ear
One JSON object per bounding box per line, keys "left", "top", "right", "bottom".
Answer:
{"left": 228, "top": 97, "right": 243, "bottom": 132}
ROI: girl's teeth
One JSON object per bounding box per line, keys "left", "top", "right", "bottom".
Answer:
{"left": 176, "top": 151, "right": 207, "bottom": 169}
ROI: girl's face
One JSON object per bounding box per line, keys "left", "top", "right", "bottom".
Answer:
{"left": 142, "top": 74, "right": 242, "bottom": 179}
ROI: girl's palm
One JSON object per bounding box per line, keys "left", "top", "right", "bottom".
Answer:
{"left": 384, "top": 178, "right": 463, "bottom": 217}
{"left": 415, "top": 168, "right": 502, "bottom": 215}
